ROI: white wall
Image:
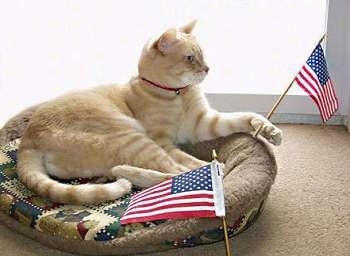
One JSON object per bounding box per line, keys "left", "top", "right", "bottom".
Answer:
{"left": 346, "top": 1, "right": 350, "bottom": 130}
{"left": 326, "top": 0, "right": 349, "bottom": 117}
{"left": 207, "top": 0, "right": 349, "bottom": 126}
{"left": 0, "top": 0, "right": 329, "bottom": 125}
{"left": 347, "top": 5, "right": 350, "bottom": 131}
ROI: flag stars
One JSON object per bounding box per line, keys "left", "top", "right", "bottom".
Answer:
{"left": 171, "top": 165, "right": 214, "bottom": 193}
{"left": 306, "top": 44, "right": 329, "bottom": 85}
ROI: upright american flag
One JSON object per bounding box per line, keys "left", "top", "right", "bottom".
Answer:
{"left": 295, "top": 44, "right": 339, "bottom": 122}
{"left": 120, "top": 161, "right": 225, "bottom": 225}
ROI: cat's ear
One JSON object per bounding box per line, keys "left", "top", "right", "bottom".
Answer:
{"left": 156, "top": 28, "right": 178, "bottom": 54}
{"left": 179, "top": 20, "right": 197, "bottom": 34}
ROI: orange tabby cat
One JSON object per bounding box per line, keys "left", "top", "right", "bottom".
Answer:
{"left": 17, "top": 21, "right": 282, "bottom": 204}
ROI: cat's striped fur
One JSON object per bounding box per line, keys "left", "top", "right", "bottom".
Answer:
{"left": 17, "top": 21, "right": 282, "bottom": 204}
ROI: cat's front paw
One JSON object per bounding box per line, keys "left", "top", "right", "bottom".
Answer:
{"left": 250, "top": 116, "right": 282, "bottom": 145}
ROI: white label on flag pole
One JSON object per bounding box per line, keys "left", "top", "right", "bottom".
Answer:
{"left": 210, "top": 160, "right": 225, "bottom": 217}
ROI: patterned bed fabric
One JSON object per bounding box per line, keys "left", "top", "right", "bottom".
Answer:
{"left": 0, "top": 139, "right": 265, "bottom": 247}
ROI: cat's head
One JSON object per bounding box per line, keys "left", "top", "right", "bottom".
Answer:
{"left": 138, "top": 21, "right": 209, "bottom": 89}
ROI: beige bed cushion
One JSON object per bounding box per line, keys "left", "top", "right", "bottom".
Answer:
{"left": 0, "top": 107, "right": 277, "bottom": 255}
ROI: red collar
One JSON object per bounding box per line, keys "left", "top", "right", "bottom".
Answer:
{"left": 140, "top": 77, "right": 187, "bottom": 95}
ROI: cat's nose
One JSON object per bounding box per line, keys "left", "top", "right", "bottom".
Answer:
{"left": 203, "top": 66, "right": 209, "bottom": 74}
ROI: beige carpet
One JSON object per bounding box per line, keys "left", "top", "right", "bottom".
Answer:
{"left": 0, "top": 124, "right": 349, "bottom": 256}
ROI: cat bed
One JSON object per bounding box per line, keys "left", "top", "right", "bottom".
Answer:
{"left": 0, "top": 110, "right": 277, "bottom": 255}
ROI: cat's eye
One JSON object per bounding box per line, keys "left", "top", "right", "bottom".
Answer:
{"left": 185, "top": 55, "right": 194, "bottom": 63}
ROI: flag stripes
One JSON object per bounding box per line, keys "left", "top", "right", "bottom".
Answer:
{"left": 121, "top": 211, "right": 217, "bottom": 224}
{"left": 126, "top": 193, "right": 214, "bottom": 212}
{"left": 295, "top": 65, "right": 338, "bottom": 122}
{"left": 121, "top": 189, "right": 217, "bottom": 223}
{"left": 125, "top": 199, "right": 215, "bottom": 215}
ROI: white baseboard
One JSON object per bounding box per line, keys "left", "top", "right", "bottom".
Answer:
{"left": 260, "top": 113, "right": 345, "bottom": 125}
{"left": 206, "top": 93, "right": 346, "bottom": 126}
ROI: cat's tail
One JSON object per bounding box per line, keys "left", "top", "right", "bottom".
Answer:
{"left": 16, "top": 148, "right": 133, "bottom": 204}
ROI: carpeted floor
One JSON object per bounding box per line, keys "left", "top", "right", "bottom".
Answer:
{"left": 0, "top": 124, "right": 349, "bottom": 256}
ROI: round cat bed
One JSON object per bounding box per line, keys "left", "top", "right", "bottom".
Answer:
{"left": 0, "top": 108, "right": 277, "bottom": 255}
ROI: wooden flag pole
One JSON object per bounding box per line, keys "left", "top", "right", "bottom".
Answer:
{"left": 222, "top": 215, "right": 232, "bottom": 256}
{"left": 212, "top": 149, "right": 232, "bottom": 256}
{"left": 253, "top": 34, "right": 326, "bottom": 137}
